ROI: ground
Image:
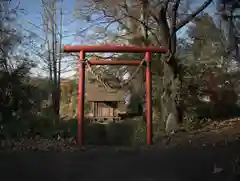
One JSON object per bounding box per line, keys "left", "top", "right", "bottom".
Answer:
{"left": 0, "top": 143, "right": 240, "bottom": 181}
{"left": 0, "top": 118, "right": 240, "bottom": 181}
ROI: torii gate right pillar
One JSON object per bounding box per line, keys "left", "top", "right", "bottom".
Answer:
{"left": 145, "top": 52, "right": 152, "bottom": 145}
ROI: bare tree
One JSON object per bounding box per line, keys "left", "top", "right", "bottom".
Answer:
{"left": 41, "top": 0, "right": 64, "bottom": 123}
{"left": 75, "top": 0, "right": 213, "bottom": 133}
{"left": 18, "top": 0, "right": 65, "bottom": 123}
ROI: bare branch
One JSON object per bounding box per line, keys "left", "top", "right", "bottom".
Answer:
{"left": 176, "top": 0, "right": 213, "bottom": 31}
{"left": 121, "top": 13, "right": 161, "bottom": 44}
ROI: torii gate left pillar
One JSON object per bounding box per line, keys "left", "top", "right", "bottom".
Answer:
{"left": 63, "top": 45, "right": 168, "bottom": 147}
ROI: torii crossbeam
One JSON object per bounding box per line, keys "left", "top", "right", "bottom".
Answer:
{"left": 63, "top": 45, "right": 168, "bottom": 147}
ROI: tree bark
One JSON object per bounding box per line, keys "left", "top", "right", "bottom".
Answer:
{"left": 155, "top": 0, "right": 213, "bottom": 133}
{"left": 161, "top": 61, "right": 179, "bottom": 133}
{"left": 50, "top": 0, "right": 60, "bottom": 124}
{"left": 156, "top": 3, "right": 180, "bottom": 133}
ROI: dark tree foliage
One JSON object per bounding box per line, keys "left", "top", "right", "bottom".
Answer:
{"left": 179, "top": 13, "right": 240, "bottom": 120}
{"left": 0, "top": 0, "right": 45, "bottom": 123}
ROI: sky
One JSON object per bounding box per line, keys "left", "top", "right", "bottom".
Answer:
{"left": 10, "top": 0, "right": 218, "bottom": 78}
{"left": 12, "top": 0, "right": 92, "bottom": 77}
{"left": 15, "top": 0, "right": 86, "bottom": 44}
{"left": 14, "top": 0, "right": 218, "bottom": 43}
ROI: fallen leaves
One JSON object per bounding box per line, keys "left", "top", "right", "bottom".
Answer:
{"left": 0, "top": 137, "right": 79, "bottom": 152}
{"left": 157, "top": 117, "right": 240, "bottom": 148}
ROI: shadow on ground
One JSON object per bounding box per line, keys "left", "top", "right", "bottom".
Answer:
{"left": 0, "top": 140, "right": 239, "bottom": 181}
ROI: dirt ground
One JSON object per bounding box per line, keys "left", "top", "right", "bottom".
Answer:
{"left": 0, "top": 118, "right": 240, "bottom": 181}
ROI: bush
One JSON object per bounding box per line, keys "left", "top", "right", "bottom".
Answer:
{"left": 106, "top": 121, "right": 135, "bottom": 145}
{"left": 85, "top": 123, "right": 107, "bottom": 145}
{"left": 1, "top": 113, "right": 154, "bottom": 146}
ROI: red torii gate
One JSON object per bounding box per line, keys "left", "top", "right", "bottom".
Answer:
{"left": 63, "top": 45, "right": 168, "bottom": 147}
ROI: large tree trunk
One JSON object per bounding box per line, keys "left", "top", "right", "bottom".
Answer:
{"left": 157, "top": 0, "right": 213, "bottom": 133}
{"left": 158, "top": 3, "right": 180, "bottom": 134}
{"left": 126, "top": 0, "right": 148, "bottom": 115}
{"left": 161, "top": 61, "right": 179, "bottom": 133}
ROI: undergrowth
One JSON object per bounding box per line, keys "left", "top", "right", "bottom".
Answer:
{"left": 0, "top": 115, "right": 167, "bottom": 146}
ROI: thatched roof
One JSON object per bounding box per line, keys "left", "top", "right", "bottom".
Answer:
{"left": 59, "top": 70, "right": 125, "bottom": 102}
{"left": 85, "top": 69, "right": 125, "bottom": 102}
{"left": 86, "top": 69, "right": 120, "bottom": 82}
{"left": 85, "top": 81, "right": 125, "bottom": 102}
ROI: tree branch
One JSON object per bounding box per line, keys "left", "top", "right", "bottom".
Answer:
{"left": 122, "top": 14, "right": 161, "bottom": 44}
{"left": 176, "top": 0, "right": 213, "bottom": 31}
{"left": 170, "top": 0, "right": 181, "bottom": 53}
{"left": 163, "top": 0, "right": 171, "bottom": 12}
